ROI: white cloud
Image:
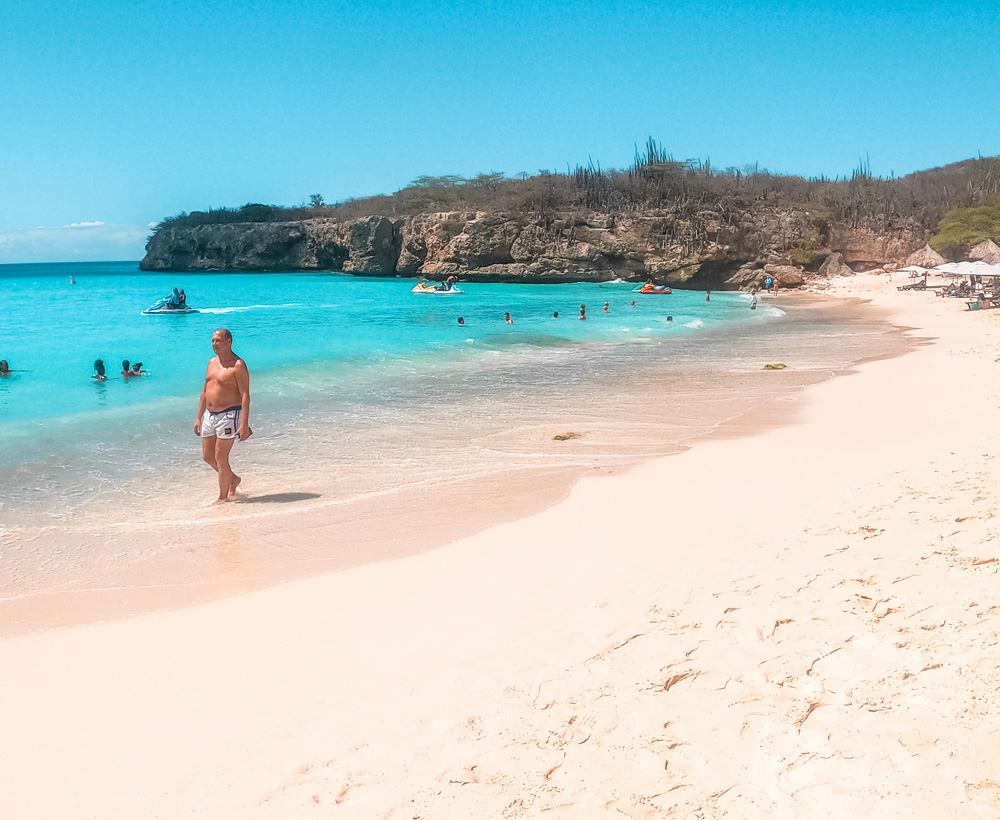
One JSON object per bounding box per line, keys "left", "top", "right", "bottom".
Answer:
{"left": 0, "top": 222, "right": 151, "bottom": 264}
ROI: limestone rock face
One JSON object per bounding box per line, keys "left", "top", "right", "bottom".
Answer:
{"left": 764, "top": 263, "right": 806, "bottom": 287}
{"left": 140, "top": 206, "right": 932, "bottom": 289}
{"left": 724, "top": 262, "right": 768, "bottom": 289}
{"left": 832, "top": 227, "right": 926, "bottom": 267}
{"left": 141, "top": 223, "right": 312, "bottom": 271}
{"left": 817, "top": 252, "right": 854, "bottom": 277}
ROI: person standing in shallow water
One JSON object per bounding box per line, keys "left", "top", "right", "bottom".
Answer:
{"left": 195, "top": 328, "right": 251, "bottom": 505}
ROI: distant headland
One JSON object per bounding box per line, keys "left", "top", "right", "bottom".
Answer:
{"left": 141, "top": 141, "right": 1000, "bottom": 289}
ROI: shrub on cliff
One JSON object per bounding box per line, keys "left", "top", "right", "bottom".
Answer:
{"left": 930, "top": 199, "right": 1000, "bottom": 259}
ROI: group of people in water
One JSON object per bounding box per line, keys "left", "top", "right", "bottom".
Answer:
{"left": 1, "top": 358, "right": 149, "bottom": 381}
{"left": 91, "top": 358, "right": 148, "bottom": 381}
{"left": 456, "top": 295, "right": 696, "bottom": 327}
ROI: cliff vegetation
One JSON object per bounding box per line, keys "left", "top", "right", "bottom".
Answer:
{"left": 930, "top": 199, "right": 1000, "bottom": 259}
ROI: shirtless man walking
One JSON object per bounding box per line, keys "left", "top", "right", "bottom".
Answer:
{"left": 195, "top": 328, "right": 251, "bottom": 504}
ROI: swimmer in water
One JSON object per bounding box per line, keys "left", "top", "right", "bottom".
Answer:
{"left": 93, "top": 359, "right": 108, "bottom": 381}
{"left": 603, "top": 301, "right": 609, "bottom": 313}
{"left": 579, "top": 304, "right": 586, "bottom": 320}
{"left": 458, "top": 316, "right": 465, "bottom": 326}
{"left": 0, "top": 360, "right": 10, "bottom": 377}
{"left": 504, "top": 312, "right": 513, "bottom": 325}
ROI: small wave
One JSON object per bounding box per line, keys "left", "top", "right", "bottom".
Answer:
{"left": 684, "top": 319, "right": 704, "bottom": 328}
{"left": 197, "top": 303, "right": 305, "bottom": 314}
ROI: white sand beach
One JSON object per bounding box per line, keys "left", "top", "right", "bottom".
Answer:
{"left": 3, "top": 273, "right": 1000, "bottom": 818}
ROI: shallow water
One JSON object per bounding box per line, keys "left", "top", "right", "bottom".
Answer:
{"left": 0, "top": 262, "right": 908, "bottom": 629}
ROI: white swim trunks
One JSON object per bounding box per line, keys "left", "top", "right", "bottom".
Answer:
{"left": 201, "top": 405, "right": 242, "bottom": 439}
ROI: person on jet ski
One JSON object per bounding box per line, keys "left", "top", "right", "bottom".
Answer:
{"left": 438, "top": 275, "right": 457, "bottom": 292}
{"left": 168, "top": 287, "right": 182, "bottom": 307}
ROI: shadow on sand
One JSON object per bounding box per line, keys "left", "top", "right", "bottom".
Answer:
{"left": 241, "top": 492, "right": 321, "bottom": 504}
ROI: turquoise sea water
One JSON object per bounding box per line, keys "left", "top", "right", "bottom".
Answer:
{"left": 1, "top": 262, "right": 776, "bottom": 512}
{"left": 1, "top": 262, "right": 765, "bottom": 427}
{"left": 1, "top": 261, "right": 905, "bottom": 619}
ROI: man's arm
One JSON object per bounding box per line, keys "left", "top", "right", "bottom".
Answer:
{"left": 236, "top": 359, "right": 251, "bottom": 440}
{"left": 195, "top": 374, "right": 208, "bottom": 436}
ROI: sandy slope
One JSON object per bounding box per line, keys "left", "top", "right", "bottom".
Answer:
{"left": 2, "top": 273, "right": 999, "bottom": 819}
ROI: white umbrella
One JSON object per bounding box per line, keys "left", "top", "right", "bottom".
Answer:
{"left": 934, "top": 262, "right": 965, "bottom": 274}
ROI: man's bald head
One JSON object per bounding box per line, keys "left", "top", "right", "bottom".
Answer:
{"left": 211, "top": 328, "right": 234, "bottom": 354}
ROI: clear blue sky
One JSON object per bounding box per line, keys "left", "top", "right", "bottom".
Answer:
{"left": 2, "top": 0, "right": 999, "bottom": 262}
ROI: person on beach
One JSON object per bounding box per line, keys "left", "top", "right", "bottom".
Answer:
{"left": 0, "top": 360, "right": 10, "bottom": 377}
{"left": 195, "top": 328, "right": 251, "bottom": 505}
{"left": 603, "top": 301, "right": 610, "bottom": 313}
{"left": 579, "top": 304, "right": 586, "bottom": 320}
{"left": 750, "top": 294, "right": 758, "bottom": 310}
{"left": 93, "top": 359, "right": 108, "bottom": 381}
{"left": 504, "top": 312, "right": 513, "bottom": 325}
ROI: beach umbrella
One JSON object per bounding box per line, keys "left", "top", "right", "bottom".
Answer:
{"left": 906, "top": 244, "right": 946, "bottom": 268}
{"left": 934, "top": 262, "right": 965, "bottom": 275}
{"left": 969, "top": 239, "right": 1000, "bottom": 265}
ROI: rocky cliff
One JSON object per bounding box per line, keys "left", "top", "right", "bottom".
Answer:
{"left": 140, "top": 209, "right": 927, "bottom": 289}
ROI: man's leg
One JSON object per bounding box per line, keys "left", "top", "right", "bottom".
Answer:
{"left": 202, "top": 435, "right": 218, "bottom": 471}
{"left": 213, "top": 435, "right": 238, "bottom": 503}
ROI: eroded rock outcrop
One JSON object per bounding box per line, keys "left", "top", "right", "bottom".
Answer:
{"left": 817, "top": 252, "right": 855, "bottom": 277}
{"left": 141, "top": 208, "right": 930, "bottom": 289}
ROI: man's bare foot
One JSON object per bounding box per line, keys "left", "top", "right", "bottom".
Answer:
{"left": 228, "top": 475, "right": 242, "bottom": 498}
{"left": 211, "top": 497, "right": 232, "bottom": 506}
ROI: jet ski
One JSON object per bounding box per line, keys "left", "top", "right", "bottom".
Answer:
{"left": 411, "top": 281, "right": 464, "bottom": 295}
{"left": 142, "top": 296, "right": 198, "bottom": 315}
